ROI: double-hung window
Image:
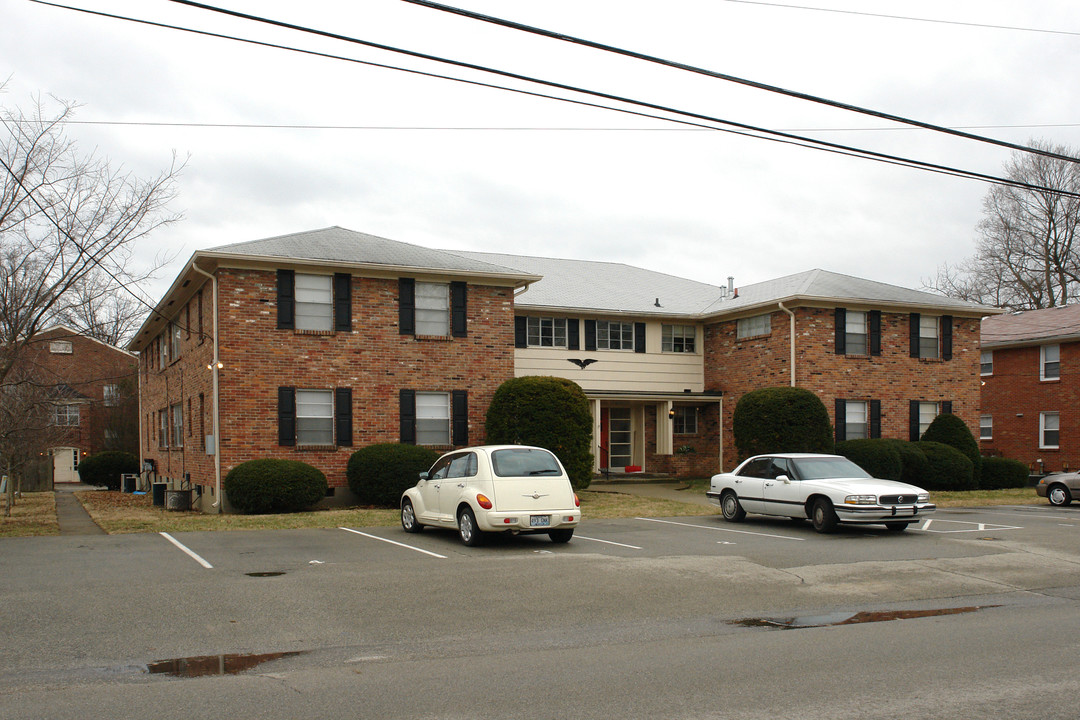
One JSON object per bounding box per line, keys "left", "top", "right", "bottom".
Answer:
{"left": 527, "top": 317, "right": 567, "bottom": 347}
{"left": 980, "top": 350, "right": 993, "bottom": 376}
{"left": 416, "top": 392, "right": 451, "bottom": 445}
{"left": 103, "top": 384, "right": 120, "bottom": 407}
{"left": 596, "top": 320, "right": 634, "bottom": 350}
{"left": 159, "top": 333, "right": 169, "bottom": 367}
{"left": 845, "top": 311, "right": 868, "bottom": 355}
{"left": 52, "top": 404, "right": 80, "bottom": 427}
{"left": 296, "top": 389, "right": 334, "bottom": 445}
{"left": 919, "top": 316, "right": 940, "bottom": 359}
{"left": 918, "top": 401, "right": 939, "bottom": 438}
{"left": 295, "top": 274, "right": 333, "bottom": 331}
{"left": 844, "top": 400, "right": 869, "bottom": 440}
{"left": 1040, "top": 412, "right": 1060, "bottom": 449}
{"left": 662, "top": 325, "right": 696, "bottom": 353}
{"left": 1041, "top": 344, "right": 1060, "bottom": 381}
{"left": 171, "top": 404, "right": 184, "bottom": 448}
{"left": 415, "top": 282, "right": 450, "bottom": 336}
{"left": 980, "top": 415, "right": 993, "bottom": 440}
{"left": 170, "top": 321, "right": 182, "bottom": 360}
{"left": 737, "top": 314, "right": 771, "bottom": 339}
{"left": 158, "top": 409, "right": 168, "bottom": 448}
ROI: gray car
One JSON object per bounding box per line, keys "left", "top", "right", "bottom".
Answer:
{"left": 1037, "top": 472, "right": 1080, "bottom": 506}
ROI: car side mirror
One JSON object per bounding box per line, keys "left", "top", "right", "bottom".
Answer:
{"left": 418, "top": 471, "right": 430, "bottom": 481}
{"left": 776, "top": 474, "right": 791, "bottom": 484}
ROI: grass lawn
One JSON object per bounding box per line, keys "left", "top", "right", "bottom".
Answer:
{"left": 0, "top": 492, "right": 60, "bottom": 537}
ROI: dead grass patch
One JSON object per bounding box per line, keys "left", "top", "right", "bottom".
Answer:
{"left": 0, "top": 492, "right": 60, "bottom": 537}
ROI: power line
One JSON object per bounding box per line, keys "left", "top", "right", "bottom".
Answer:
{"left": 717, "top": 0, "right": 1080, "bottom": 38}
{"left": 395, "top": 0, "right": 1080, "bottom": 164}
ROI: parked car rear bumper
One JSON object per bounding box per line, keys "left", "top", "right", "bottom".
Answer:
{"left": 477, "top": 510, "right": 580, "bottom": 533}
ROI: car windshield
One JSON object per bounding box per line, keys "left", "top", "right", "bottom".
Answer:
{"left": 491, "top": 448, "right": 562, "bottom": 477}
{"left": 790, "top": 457, "right": 872, "bottom": 480}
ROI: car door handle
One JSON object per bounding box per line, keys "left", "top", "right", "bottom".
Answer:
{"left": 764, "top": 482, "right": 773, "bottom": 487}
{"left": 457, "top": 483, "right": 465, "bottom": 488}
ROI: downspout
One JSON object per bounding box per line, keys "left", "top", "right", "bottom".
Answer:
{"left": 778, "top": 302, "right": 796, "bottom": 387}
{"left": 190, "top": 261, "right": 222, "bottom": 512}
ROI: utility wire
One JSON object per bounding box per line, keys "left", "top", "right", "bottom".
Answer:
{"left": 151, "top": 0, "right": 1080, "bottom": 197}
{"left": 717, "top": 0, "right": 1080, "bottom": 38}
{"left": 397, "top": 0, "right": 1080, "bottom": 164}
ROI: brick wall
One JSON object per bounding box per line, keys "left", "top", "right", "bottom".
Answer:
{"left": 705, "top": 307, "right": 982, "bottom": 470}
{"left": 643, "top": 403, "right": 722, "bottom": 477}
{"left": 980, "top": 340, "right": 1078, "bottom": 472}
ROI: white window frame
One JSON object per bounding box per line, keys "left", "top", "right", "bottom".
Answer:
{"left": 296, "top": 389, "right": 334, "bottom": 445}
{"left": 845, "top": 311, "right": 868, "bottom": 356}
{"left": 673, "top": 406, "right": 698, "bottom": 434}
{"left": 845, "top": 400, "right": 869, "bottom": 440}
{"left": 662, "top": 324, "right": 697, "bottom": 353}
{"left": 416, "top": 392, "right": 451, "bottom": 445}
{"left": 980, "top": 350, "right": 993, "bottom": 376}
{"left": 979, "top": 415, "right": 992, "bottom": 440}
{"left": 919, "top": 315, "right": 940, "bottom": 359}
{"left": 596, "top": 320, "right": 635, "bottom": 351}
{"left": 527, "top": 317, "right": 567, "bottom": 348}
{"left": 1041, "top": 344, "right": 1060, "bottom": 381}
{"left": 1040, "top": 411, "right": 1060, "bottom": 449}
{"left": 51, "top": 403, "right": 80, "bottom": 427}
{"left": 103, "top": 384, "right": 120, "bottom": 407}
{"left": 158, "top": 409, "right": 168, "bottom": 448}
{"left": 170, "top": 321, "right": 182, "bottom": 360}
{"left": 737, "top": 314, "right": 771, "bottom": 339}
{"left": 49, "top": 340, "right": 73, "bottom": 354}
{"left": 171, "top": 403, "right": 184, "bottom": 448}
{"left": 159, "top": 333, "right": 169, "bottom": 367}
{"left": 415, "top": 282, "right": 450, "bottom": 336}
{"left": 918, "top": 401, "right": 939, "bottom": 438}
{"left": 295, "top": 274, "right": 333, "bottom": 331}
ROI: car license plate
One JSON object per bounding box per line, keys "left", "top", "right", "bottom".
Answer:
{"left": 530, "top": 515, "right": 551, "bottom": 527}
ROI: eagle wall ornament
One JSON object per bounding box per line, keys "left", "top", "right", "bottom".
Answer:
{"left": 567, "top": 358, "right": 598, "bottom": 369}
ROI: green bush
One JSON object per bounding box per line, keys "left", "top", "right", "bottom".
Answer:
{"left": 915, "top": 441, "right": 975, "bottom": 491}
{"left": 980, "top": 456, "right": 1029, "bottom": 489}
{"left": 732, "top": 387, "right": 833, "bottom": 460}
{"left": 879, "top": 439, "right": 930, "bottom": 487}
{"left": 485, "top": 376, "right": 594, "bottom": 490}
{"left": 347, "top": 443, "right": 441, "bottom": 507}
{"left": 834, "top": 439, "right": 902, "bottom": 481}
{"left": 921, "top": 413, "right": 982, "bottom": 487}
{"left": 224, "top": 459, "right": 327, "bottom": 514}
{"left": 78, "top": 451, "right": 138, "bottom": 490}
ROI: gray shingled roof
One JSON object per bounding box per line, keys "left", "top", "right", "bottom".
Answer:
{"left": 205, "top": 227, "right": 535, "bottom": 279}
{"left": 981, "top": 304, "right": 1080, "bottom": 347}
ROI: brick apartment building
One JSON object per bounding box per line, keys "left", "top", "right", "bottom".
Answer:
{"left": 129, "top": 227, "right": 996, "bottom": 512}
{"left": 14, "top": 326, "right": 138, "bottom": 484}
{"left": 980, "top": 305, "right": 1080, "bottom": 473}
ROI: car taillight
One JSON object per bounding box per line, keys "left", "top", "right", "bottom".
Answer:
{"left": 574, "top": 493, "right": 580, "bottom": 508}
{"left": 476, "top": 494, "right": 493, "bottom": 510}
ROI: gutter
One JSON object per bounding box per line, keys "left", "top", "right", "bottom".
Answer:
{"left": 778, "top": 302, "right": 796, "bottom": 387}
{"left": 189, "top": 261, "right": 223, "bottom": 512}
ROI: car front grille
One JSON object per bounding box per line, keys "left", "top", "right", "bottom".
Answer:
{"left": 879, "top": 494, "right": 917, "bottom": 505}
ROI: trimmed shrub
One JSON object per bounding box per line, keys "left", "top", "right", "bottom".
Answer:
{"left": 915, "top": 441, "right": 975, "bottom": 491}
{"left": 485, "top": 376, "right": 594, "bottom": 490}
{"left": 980, "top": 456, "right": 1029, "bottom": 489}
{"left": 879, "top": 439, "right": 930, "bottom": 487}
{"left": 834, "top": 439, "right": 902, "bottom": 481}
{"left": 732, "top": 387, "right": 833, "bottom": 460}
{"left": 78, "top": 451, "right": 138, "bottom": 490}
{"left": 347, "top": 443, "right": 441, "bottom": 507}
{"left": 224, "top": 459, "right": 327, "bottom": 514}
{"left": 921, "top": 413, "right": 982, "bottom": 488}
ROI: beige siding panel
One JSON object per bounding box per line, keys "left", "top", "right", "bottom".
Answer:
{"left": 515, "top": 348, "right": 704, "bottom": 393}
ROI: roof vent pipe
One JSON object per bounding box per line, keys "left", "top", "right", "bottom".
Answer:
{"left": 728, "top": 276, "right": 734, "bottom": 294}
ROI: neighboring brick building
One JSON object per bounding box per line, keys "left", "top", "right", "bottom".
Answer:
{"left": 131, "top": 228, "right": 997, "bottom": 512}
{"left": 980, "top": 305, "right": 1080, "bottom": 472}
{"left": 13, "top": 326, "right": 138, "bottom": 484}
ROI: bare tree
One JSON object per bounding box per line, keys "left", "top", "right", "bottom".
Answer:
{"left": 53, "top": 270, "right": 149, "bottom": 346}
{"left": 927, "top": 139, "right": 1080, "bottom": 310}
{"left": 0, "top": 90, "right": 182, "bottom": 384}
{"left": 0, "top": 364, "right": 66, "bottom": 514}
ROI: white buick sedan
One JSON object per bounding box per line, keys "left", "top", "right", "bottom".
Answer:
{"left": 400, "top": 445, "right": 580, "bottom": 546}
{"left": 707, "top": 453, "right": 935, "bottom": 533}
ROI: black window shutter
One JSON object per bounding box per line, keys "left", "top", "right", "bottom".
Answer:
{"left": 334, "top": 273, "right": 351, "bottom": 332}
{"left": 909, "top": 400, "right": 921, "bottom": 441}
{"left": 584, "top": 320, "right": 597, "bottom": 351}
{"left": 277, "top": 270, "right": 295, "bottom": 330}
{"left": 452, "top": 390, "right": 468, "bottom": 446}
{"left": 567, "top": 318, "right": 580, "bottom": 350}
{"left": 941, "top": 400, "right": 953, "bottom": 415}
{"left": 870, "top": 400, "right": 881, "bottom": 439}
{"left": 335, "top": 388, "right": 353, "bottom": 447}
{"left": 834, "top": 398, "right": 847, "bottom": 442}
{"left": 941, "top": 315, "right": 953, "bottom": 360}
{"left": 400, "top": 389, "right": 416, "bottom": 444}
{"left": 909, "top": 313, "right": 920, "bottom": 358}
{"left": 278, "top": 387, "right": 296, "bottom": 446}
{"left": 869, "top": 311, "right": 882, "bottom": 356}
{"left": 450, "top": 281, "right": 467, "bottom": 337}
{"left": 834, "top": 308, "right": 846, "bottom": 355}
{"left": 398, "top": 278, "right": 415, "bottom": 336}
{"left": 514, "top": 316, "right": 527, "bottom": 348}
{"left": 634, "top": 322, "right": 646, "bottom": 353}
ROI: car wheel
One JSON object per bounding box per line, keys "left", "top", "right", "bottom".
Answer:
{"left": 458, "top": 507, "right": 484, "bottom": 546}
{"left": 885, "top": 522, "right": 909, "bottom": 532}
{"left": 549, "top": 529, "right": 574, "bottom": 543}
{"left": 811, "top": 498, "right": 838, "bottom": 533}
{"left": 400, "top": 500, "right": 423, "bottom": 533}
{"left": 1048, "top": 484, "right": 1072, "bottom": 507}
{"left": 720, "top": 491, "right": 746, "bottom": 522}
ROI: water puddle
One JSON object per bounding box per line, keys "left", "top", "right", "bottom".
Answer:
{"left": 147, "top": 651, "right": 306, "bottom": 677}
{"left": 732, "top": 605, "right": 996, "bottom": 630}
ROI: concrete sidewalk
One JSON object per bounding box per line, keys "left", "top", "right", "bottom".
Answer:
{"left": 53, "top": 484, "right": 105, "bottom": 535}
{"left": 589, "top": 480, "right": 716, "bottom": 508}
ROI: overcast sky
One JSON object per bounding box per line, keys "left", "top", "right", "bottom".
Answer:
{"left": 3, "top": 0, "right": 1080, "bottom": 304}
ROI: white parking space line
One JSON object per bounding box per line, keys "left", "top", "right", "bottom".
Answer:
{"left": 918, "top": 519, "right": 1022, "bottom": 533}
{"left": 575, "top": 535, "right": 643, "bottom": 550}
{"left": 159, "top": 532, "right": 214, "bottom": 569}
{"left": 637, "top": 517, "right": 804, "bottom": 541}
{"left": 339, "top": 527, "right": 447, "bottom": 559}
{"left": 980, "top": 508, "right": 1074, "bottom": 521}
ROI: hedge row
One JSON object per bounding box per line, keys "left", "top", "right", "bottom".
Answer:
{"left": 834, "top": 439, "right": 1028, "bottom": 491}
